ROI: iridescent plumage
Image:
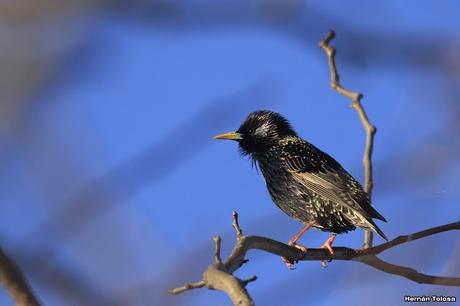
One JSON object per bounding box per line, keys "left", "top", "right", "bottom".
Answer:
{"left": 215, "top": 110, "right": 387, "bottom": 251}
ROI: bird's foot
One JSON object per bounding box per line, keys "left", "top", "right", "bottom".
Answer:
{"left": 320, "top": 234, "right": 337, "bottom": 268}
{"left": 289, "top": 241, "right": 308, "bottom": 253}
{"left": 282, "top": 241, "right": 308, "bottom": 269}
{"left": 281, "top": 222, "right": 314, "bottom": 269}
{"left": 321, "top": 242, "right": 334, "bottom": 255}
{"left": 281, "top": 256, "right": 296, "bottom": 269}
{"left": 320, "top": 255, "right": 334, "bottom": 268}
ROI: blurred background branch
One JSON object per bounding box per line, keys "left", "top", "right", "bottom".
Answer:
{"left": 0, "top": 246, "right": 40, "bottom": 306}
{"left": 0, "top": 1, "right": 459, "bottom": 305}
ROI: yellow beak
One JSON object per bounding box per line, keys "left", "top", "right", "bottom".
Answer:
{"left": 213, "top": 132, "right": 243, "bottom": 140}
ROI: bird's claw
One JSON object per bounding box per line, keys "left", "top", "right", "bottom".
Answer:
{"left": 281, "top": 242, "right": 308, "bottom": 269}
{"left": 290, "top": 243, "right": 308, "bottom": 253}
{"left": 321, "top": 243, "right": 335, "bottom": 256}
{"left": 281, "top": 256, "right": 296, "bottom": 270}
{"left": 320, "top": 241, "right": 335, "bottom": 268}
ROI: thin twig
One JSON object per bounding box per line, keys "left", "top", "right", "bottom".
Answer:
{"left": 214, "top": 236, "right": 222, "bottom": 264}
{"left": 232, "top": 211, "right": 243, "bottom": 238}
{"left": 241, "top": 275, "right": 257, "bottom": 286}
{"left": 319, "top": 30, "right": 377, "bottom": 248}
{"left": 360, "top": 221, "right": 460, "bottom": 255}
{"left": 168, "top": 281, "right": 205, "bottom": 294}
{"left": 356, "top": 255, "right": 460, "bottom": 286}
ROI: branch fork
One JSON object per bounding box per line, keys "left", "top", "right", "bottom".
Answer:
{"left": 169, "top": 212, "right": 256, "bottom": 306}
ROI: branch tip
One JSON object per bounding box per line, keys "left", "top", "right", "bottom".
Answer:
{"left": 168, "top": 280, "right": 205, "bottom": 295}
{"left": 214, "top": 236, "right": 222, "bottom": 264}
{"left": 232, "top": 211, "right": 244, "bottom": 238}
{"left": 319, "top": 30, "right": 336, "bottom": 47}
{"left": 242, "top": 275, "right": 257, "bottom": 286}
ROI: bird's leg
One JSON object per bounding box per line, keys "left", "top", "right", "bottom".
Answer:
{"left": 320, "top": 233, "right": 337, "bottom": 268}
{"left": 321, "top": 233, "right": 337, "bottom": 254}
{"left": 287, "top": 222, "right": 314, "bottom": 251}
{"left": 282, "top": 222, "right": 315, "bottom": 269}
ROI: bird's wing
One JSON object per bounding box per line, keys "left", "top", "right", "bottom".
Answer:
{"left": 280, "top": 139, "right": 386, "bottom": 224}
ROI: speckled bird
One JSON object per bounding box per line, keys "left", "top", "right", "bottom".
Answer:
{"left": 214, "top": 110, "right": 387, "bottom": 267}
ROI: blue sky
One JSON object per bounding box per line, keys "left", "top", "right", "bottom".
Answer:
{"left": 0, "top": 1, "right": 459, "bottom": 305}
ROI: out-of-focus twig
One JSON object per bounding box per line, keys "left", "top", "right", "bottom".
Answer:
{"left": 319, "top": 30, "right": 377, "bottom": 248}
{"left": 0, "top": 247, "right": 40, "bottom": 306}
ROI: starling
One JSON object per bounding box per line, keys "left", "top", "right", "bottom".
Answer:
{"left": 214, "top": 110, "right": 387, "bottom": 267}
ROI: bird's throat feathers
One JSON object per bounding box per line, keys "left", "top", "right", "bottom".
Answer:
{"left": 241, "top": 136, "right": 301, "bottom": 173}
{"left": 236, "top": 110, "right": 297, "bottom": 156}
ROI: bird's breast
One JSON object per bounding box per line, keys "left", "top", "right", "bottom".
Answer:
{"left": 258, "top": 159, "right": 315, "bottom": 221}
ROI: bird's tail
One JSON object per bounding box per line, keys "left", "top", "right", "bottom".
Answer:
{"left": 367, "top": 205, "right": 387, "bottom": 222}
{"left": 365, "top": 219, "right": 388, "bottom": 241}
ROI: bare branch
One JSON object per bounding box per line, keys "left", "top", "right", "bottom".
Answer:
{"left": 168, "top": 281, "right": 205, "bottom": 294}
{"left": 232, "top": 211, "right": 243, "bottom": 238}
{"left": 357, "top": 255, "right": 460, "bottom": 286}
{"left": 203, "top": 263, "right": 254, "bottom": 306}
{"left": 170, "top": 214, "right": 460, "bottom": 305}
{"left": 214, "top": 236, "right": 222, "bottom": 264}
{"left": 170, "top": 232, "right": 256, "bottom": 306}
{"left": 242, "top": 275, "right": 257, "bottom": 286}
{"left": 0, "top": 247, "right": 41, "bottom": 306}
{"left": 319, "top": 30, "right": 377, "bottom": 248}
{"left": 362, "top": 221, "right": 460, "bottom": 255}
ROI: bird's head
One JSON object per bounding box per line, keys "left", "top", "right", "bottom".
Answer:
{"left": 213, "top": 110, "right": 296, "bottom": 155}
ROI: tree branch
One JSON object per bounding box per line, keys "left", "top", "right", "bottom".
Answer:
{"left": 169, "top": 226, "right": 255, "bottom": 306}
{"left": 319, "top": 30, "right": 377, "bottom": 248}
{"left": 0, "top": 247, "right": 41, "bottom": 306}
{"left": 170, "top": 213, "right": 460, "bottom": 305}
